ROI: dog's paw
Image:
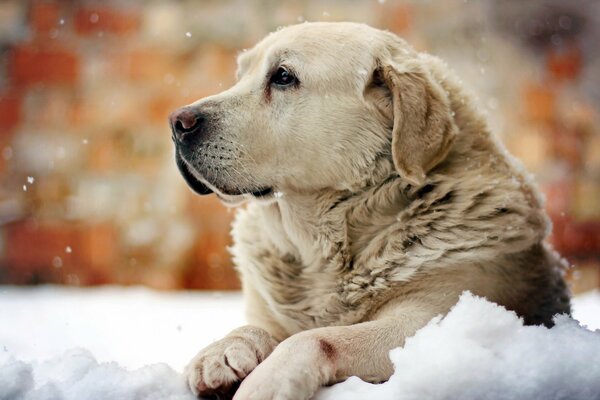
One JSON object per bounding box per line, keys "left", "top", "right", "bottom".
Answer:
{"left": 233, "top": 334, "right": 330, "bottom": 400}
{"left": 233, "top": 362, "right": 318, "bottom": 400}
{"left": 185, "top": 327, "right": 276, "bottom": 399}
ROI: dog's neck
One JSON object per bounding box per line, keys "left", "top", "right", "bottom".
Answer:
{"left": 264, "top": 171, "right": 412, "bottom": 268}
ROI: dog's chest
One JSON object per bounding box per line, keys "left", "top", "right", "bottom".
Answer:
{"left": 231, "top": 205, "right": 385, "bottom": 333}
{"left": 239, "top": 245, "right": 371, "bottom": 333}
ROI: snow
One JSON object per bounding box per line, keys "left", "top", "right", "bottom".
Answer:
{"left": 572, "top": 289, "right": 600, "bottom": 331}
{"left": 0, "top": 286, "right": 599, "bottom": 400}
{"left": 0, "top": 350, "right": 194, "bottom": 400}
{"left": 316, "top": 292, "right": 600, "bottom": 400}
{"left": 0, "top": 286, "right": 244, "bottom": 371}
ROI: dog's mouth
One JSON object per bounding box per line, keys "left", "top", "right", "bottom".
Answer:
{"left": 249, "top": 187, "right": 273, "bottom": 197}
{"left": 175, "top": 150, "right": 273, "bottom": 199}
{"left": 175, "top": 151, "right": 213, "bottom": 195}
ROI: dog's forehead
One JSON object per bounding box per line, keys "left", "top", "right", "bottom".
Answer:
{"left": 267, "top": 22, "right": 379, "bottom": 48}
{"left": 238, "top": 22, "right": 385, "bottom": 75}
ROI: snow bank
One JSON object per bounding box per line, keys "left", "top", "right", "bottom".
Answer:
{"left": 0, "top": 348, "right": 194, "bottom": 400}
{"left": 0, "top": 286, "right": 245, "bottom": 371}
{"left": 1, "top": 288, "right": 599, "bottom": 400}
{"left": 316, "top": 292, "right": 600, "bottom": 400}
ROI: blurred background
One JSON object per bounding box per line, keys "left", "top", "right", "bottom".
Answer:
{"left": 0, "top": 0, "right": 598, "bottom": 295}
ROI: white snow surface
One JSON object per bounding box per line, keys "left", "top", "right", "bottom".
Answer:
{"left": 0, "top": 286, "right": 599, "bottom": 400}
{"left": 316, "top": 292, "right": 600, "bottom": 400}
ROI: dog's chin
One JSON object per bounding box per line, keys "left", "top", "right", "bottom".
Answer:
{"left": 175, "top": 152, "right": 274, "bottom": 202}
{"left": 215, "top": 187, "right": 276, "bottom": 207}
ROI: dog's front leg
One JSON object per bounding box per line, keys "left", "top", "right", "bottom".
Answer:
{"left": 232, "top": 316, "right": 423, "bottom": 400}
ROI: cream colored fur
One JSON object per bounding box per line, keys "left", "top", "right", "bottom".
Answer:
{"left": 177, "top": 22, "right": 571, "bottom": 400}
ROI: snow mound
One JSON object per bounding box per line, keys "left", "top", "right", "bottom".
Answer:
{"left": 0, "top": 348, "right": 194, "bottom": 400}
{"left": 1, "top": 292, "right": 599, "bottom": 400}
{"left": 573, "top": 290, "right": 600, "bottom": 331}
{"left": 316, "top": 292, "right": 600, "bottom": 400}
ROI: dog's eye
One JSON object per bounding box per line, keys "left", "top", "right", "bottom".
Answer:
{"left": 270, "top": 67, "right": 297, "bottom": 87}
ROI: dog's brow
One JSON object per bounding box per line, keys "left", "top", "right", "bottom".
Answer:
{"left": 265, "top": 49, "right": 300, "bottom": 75}
{"left": 272, "top": 48, "right": 296, "bottom": 63}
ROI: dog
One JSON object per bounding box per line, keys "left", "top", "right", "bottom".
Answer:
{"left": 169, "top": 22, "right": 571, "bottom": 400}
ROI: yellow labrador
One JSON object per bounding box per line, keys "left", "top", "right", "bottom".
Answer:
{"left": 169, "top": 22, "right": 571, "bottom": 400}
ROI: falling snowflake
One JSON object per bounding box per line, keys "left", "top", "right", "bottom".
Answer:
{"left": 27, "top": 176, "right": 34, "bottom": 184}
{"left": 185, "top": 32, "right": 192, "bottom": 38}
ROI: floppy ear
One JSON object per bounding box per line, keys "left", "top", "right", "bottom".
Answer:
{"left": 378, "top": 59, "right": 458, "bottom": 186}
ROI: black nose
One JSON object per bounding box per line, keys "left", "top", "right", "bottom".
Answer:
{"left": 169, "top": 108, "right": 203, "bottom": 145}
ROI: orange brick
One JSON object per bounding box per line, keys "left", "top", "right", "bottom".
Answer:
{"left": 551, "top": 218, "right": 600, "bottom": 257}
{"left": 3, "top": 221, "right": 117, "bottom": 285}
{"left": 0, "top": 136, "right": 11, "bottom": 174}
{"left": 546, "top": 44, "right": 582, "bottom": 81}
{"left": 9, "top": 44, "right": 79, "bottom": 86}
{"left": 80, "top": 223, "right": 118, "bottom": 273}
{"left": 0, "top": 91, "right": 22, "bottom": 134}
{"left": 523, "top": 83, "right": 556, "bottom": 123}
{"left": 4, "top": 220, "right": 76, "bottom": 281}
{"left": 29, "top": 1, "right": 61, "bottom": 34}
{"left": 74, "top": 6, "right": 140, "bottom": 36}
{"left": 125, "top": 49, "right": 179, "bottom": 81}
{"left": 184, "top": 232, "right": 239, "bottom": 290}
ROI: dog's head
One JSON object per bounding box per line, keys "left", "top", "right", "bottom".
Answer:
{"left": 170, "top": 22, "right": 457, "bottom": 203}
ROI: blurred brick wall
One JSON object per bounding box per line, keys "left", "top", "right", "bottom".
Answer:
{"left": 0, "top": 0, "right": 598, "bottom": 292}
{"left": 0, "top": 0, "right": 244, "bottom": 289}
